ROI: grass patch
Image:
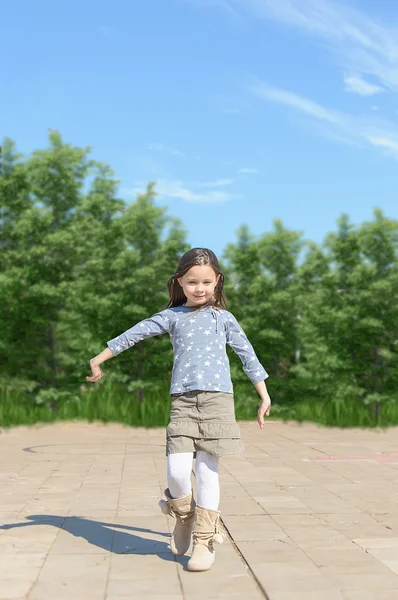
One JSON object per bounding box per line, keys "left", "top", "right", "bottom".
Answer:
{"left": 1, "top": 383, "right": 397, "bottom": 430}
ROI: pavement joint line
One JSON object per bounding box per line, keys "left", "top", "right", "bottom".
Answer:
{"left": 191, "top": 466, "right": 270, "bottom": 598}
{"left": 218, "top": 517, "right": 271, "bottom": 600}
{"left": 155, "top": 455, "right": 186, "bottom": 599}
{"left": 104, "top": 440, "right": 128, "bottom": 599}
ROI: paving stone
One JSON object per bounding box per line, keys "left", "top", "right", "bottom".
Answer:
{"left": 0, "top": 420, "right": 398, "bottom": 599}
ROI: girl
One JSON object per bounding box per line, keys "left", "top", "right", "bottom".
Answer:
{"left": 86, "top": 247, "right": 271, "bottom": 572}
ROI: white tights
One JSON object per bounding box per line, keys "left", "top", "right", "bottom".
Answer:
{"left": 167, "top": 451, "right": 220, "bottom": 511}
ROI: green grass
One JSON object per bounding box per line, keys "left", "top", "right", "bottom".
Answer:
{"left": 0, "top": 383, "right": 173, "bottom": 428}
{"left": 1, "top": 383, "right": 397, "bottom": 430}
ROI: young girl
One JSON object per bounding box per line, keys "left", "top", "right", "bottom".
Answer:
{"left": 86, "top": 247, "right": 271, "bottom": 572}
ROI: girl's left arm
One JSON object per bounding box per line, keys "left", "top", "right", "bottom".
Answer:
{"left": 225, "top": 313, "right": 269, "bottom": 384}
{"left": 255, "top": 380, "right": 271, "bottom": 428}
{"left": 254, "top": 380, "right": 271, "bottom": 403}
{"left": 225, "top": 312, "right": 271, "bottom": 426}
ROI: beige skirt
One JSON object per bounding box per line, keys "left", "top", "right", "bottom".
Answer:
{"left": 165, "top": 389, "right": 244, "bottom": 458}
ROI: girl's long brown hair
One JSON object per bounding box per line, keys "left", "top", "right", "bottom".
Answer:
{"left": 164, "top": 247, "right": 228, "bottom": 318}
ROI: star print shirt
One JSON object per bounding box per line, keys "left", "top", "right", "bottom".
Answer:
{"left": 106, "top": 305, "right": 269, "bottom": 396}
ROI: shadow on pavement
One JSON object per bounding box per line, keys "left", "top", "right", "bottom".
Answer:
{"left": 0, "top": 514, "right": 189, "bottom": 566}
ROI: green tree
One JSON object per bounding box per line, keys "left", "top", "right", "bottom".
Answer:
{"left": 223, "top": 220, "right": 304, "bottom": 404}
{"left": 293, "top": 210, "right": 398, "bottom": 418}
{"left": 0, "top": 133, "right": 188, "bottom": 407}
{"left": 66, "top": 181, "right": 188, "bottom": 402}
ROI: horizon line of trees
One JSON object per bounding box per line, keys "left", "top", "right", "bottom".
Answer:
{"left": 1, "top": 131, "right": 398, "bottom": 414}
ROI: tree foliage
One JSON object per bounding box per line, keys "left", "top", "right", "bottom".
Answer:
{"left": 1, "top": 132, "right": 398, "bottom": 416}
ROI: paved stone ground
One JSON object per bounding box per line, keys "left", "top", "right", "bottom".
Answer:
{"left": 1, "top": 419, "right": 398, "bottom": 599}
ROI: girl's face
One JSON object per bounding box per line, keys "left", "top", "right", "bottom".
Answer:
{"left": 177, "top": 265, "right": 221, "bottom": 307}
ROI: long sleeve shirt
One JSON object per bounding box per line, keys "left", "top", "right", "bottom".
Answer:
{"left": 106, "top": 304, "right": 269, "bottom": 396}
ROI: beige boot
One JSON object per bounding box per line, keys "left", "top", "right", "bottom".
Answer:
{"left": 187, "top": 505, "right": 225, "bottom": 572}
{"left": 158, "top": 488, "right": 196, "bottom": 555}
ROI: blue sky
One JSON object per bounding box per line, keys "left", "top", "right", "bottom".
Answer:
{"left": 2, "top": 0, "right": 398, "bottom": 261}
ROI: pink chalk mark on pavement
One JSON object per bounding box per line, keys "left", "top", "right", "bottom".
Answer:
{"left": 305, "top": 450, "right": 398, "bottom": 463}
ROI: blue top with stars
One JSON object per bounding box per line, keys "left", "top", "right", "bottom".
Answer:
{"left": 107, "top": 304, "right": 269, "bottom": 396}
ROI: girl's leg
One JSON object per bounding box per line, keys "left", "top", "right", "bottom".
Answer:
{"left": 195, "top": 450, "right": 220, "bottom": 511}
{"left": 167, "top": 451, "right": 194, "bottom": 499}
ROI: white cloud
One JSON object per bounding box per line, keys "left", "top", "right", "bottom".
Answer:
{"left": 157, "top": 179, "right": 236, "bottom": 203}
{"left": 183, "top": 0, "right": 240, "bottom": 19}
{"left": 213, "top": 0, "right": 398, "bottom": 94}
{"left": 131, "top": 171, "right": 259, "bottom": 202}
{"left": 367, "top": 136, "right": 398, "bottom": 154}
{"left": 148, "top": 143, "right": 184, "bottom": 157}
{"left": 215, "top": 93, "right": 253, "bottom": 115}
{"left": 251, "top": 81, "right": 342, "bottom": 124}
{"left": 344, "top": 74, "right": 384, "bottom": 96}
{"left": 250, "top": 80, "right": 398, "bottom": 159}
{"left": 131, "top": 179, "right": 237, "bottom": 204}
{"left": 218, "top": 0, "right": 240, "bottom": 19}
{"left": 237, "top": 167, "right": 258, "bottom": 173}
{"left": 131, "top": 172, "right": 257, "bottom": 203}
{"left": 191, "top": 1, "right": 398, "bottom": 160}
{"left": 198, "top": 178, "right": 235, "bottom": 187}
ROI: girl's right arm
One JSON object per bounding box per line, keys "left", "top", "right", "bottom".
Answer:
{"left": 86, "top": 309, "right": 171, "bottom": 383}
{"left": 106, "top": 310, "right": 170, "bottom": 357}
{"left": 90, "top": 347, "right": 114, "bottom": 366}
{"left": 86, "top": 347, "right": 114, "bottom": 382}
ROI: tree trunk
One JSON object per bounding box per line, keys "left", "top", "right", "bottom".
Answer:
{"left": 136, "top": 343, "right": 144, "bottom": 403}
{"left": 273, "top": 355, "right": 279, "bottom": 403}
{"left": 48, "top": 320, "right": 57, "bottom": 388}
{"left": 371, "top": 346, "right": 380, "bottom": 422}
{"left": 295, "top": 345, "right": 301, "bottom": 363}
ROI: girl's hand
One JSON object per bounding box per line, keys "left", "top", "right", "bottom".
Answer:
{"left": 86, "top": 360, "right": 104, "bottom": 383}
{"left": 257, "top": 398, "right": 271, "bottom": 429}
